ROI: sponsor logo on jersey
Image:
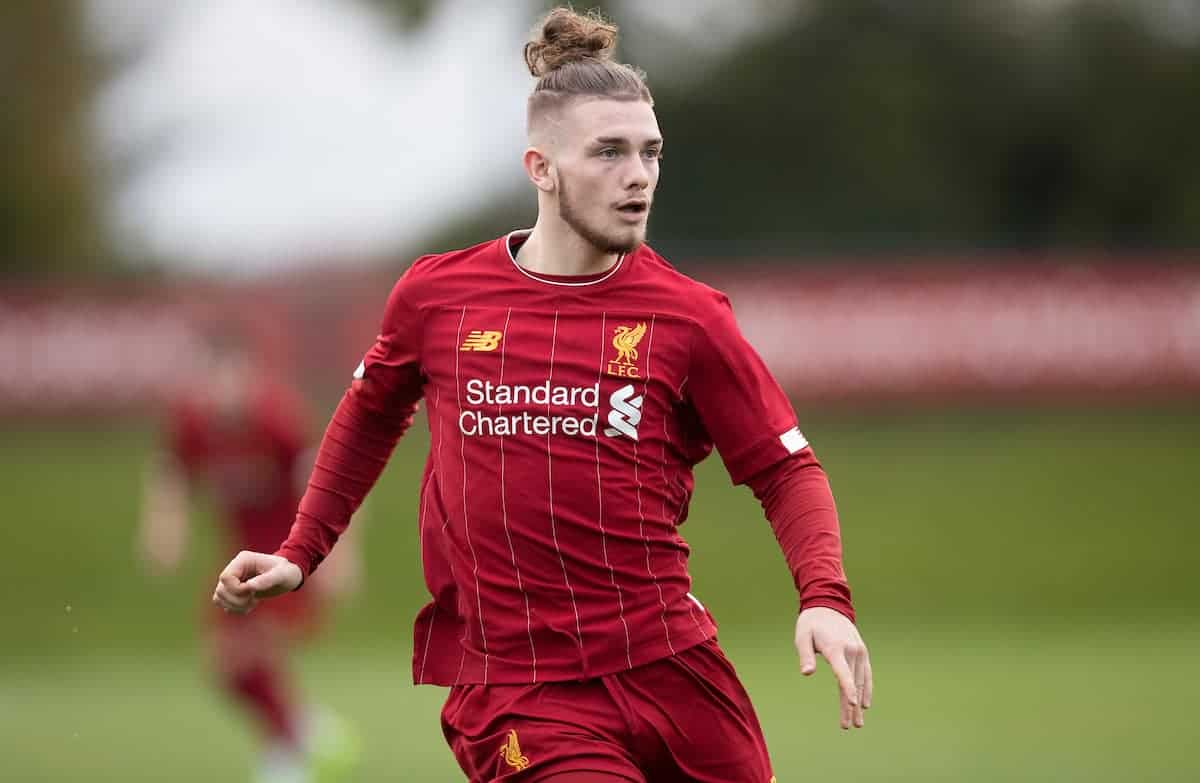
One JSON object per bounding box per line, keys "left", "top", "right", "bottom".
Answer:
{"left": 607, "top": 322, "right": 647, "bottom": 378}
{"left": 456, "top": 378, "right": 648, "bottom": 442}
{"left": 460, "top": 329, "right": 503, "bottom": 352}
{"left": 458, "top": 379, "right": 600, "bottom": 437}
{"left": 603, "top": 383, "right": 643, "bottom": 440}
{"left": 499, "top": 729, "right": 530, "bottom": 771}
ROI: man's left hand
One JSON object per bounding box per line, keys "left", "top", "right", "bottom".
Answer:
{"left": 795, "top": 606, "right": 873, "bottom": 729}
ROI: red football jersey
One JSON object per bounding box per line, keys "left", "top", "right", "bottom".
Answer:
{"left": 169, "top": 382, "right": 309, "bottom": 556}
{"left": 280, "top": 231, "right": 848, "bottom": 685}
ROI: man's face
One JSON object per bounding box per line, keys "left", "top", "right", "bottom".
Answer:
{"left": 548, "top": 98, "right": 662, "bottom": 254}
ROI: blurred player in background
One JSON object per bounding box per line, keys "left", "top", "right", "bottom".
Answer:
{"left": 213, "top": 7, "right": 872, "bottom": 782}
{"left": 139, "top": 321, "right": 361, "bottom": 783}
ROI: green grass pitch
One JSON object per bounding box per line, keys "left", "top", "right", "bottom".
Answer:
{"left": 3, "top": 406, "right": 1198, "bottom": 780}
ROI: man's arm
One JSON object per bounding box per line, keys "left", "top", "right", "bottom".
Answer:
{"left": 274, "top": 388, "right": 418, "bottom": 582}
{"left": 212, "top": 392, "right": 416, "bottom": 612}
{"left": 746, "top": 449, "right": 853, "bottom": 620}
{"left": 213, "top": 275, "right": 424, "bottom": 613}
{"left": 746, "top": 454, "right": 872, "bottom": 730}
{"left": 686, "top": 289, "right": 873, "bottom": 730}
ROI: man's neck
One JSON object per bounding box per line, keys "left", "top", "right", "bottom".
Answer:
{"left": 515, "top": 217, "right": 621, "bottom": 277}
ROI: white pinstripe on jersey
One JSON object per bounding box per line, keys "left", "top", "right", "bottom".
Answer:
{"left": 455, "top": 307, "right": 490, "bottom": 683}
{"left": 544, "top": 311, "right": 585, "bottom": 652}
{"left": 495, "top": 307, "right": 539, "bottom": 681}
{"left": 429, "top": 381, "right": 465, "bottom": 686}
{"left": 632, "top": 314, "right": 676, "bottom": 654}
{"left": 595, "top": 312, "right": 634, "bottom": 669}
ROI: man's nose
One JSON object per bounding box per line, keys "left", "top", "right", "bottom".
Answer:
{"left": 623, "top": 157, "right": 650, "bottom": 190}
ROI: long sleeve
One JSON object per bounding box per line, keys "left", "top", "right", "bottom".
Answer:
{"left": 746, "top": 450, "right": 855, "bottom": 623}
{"left": 274, "top": 389, "right": 418, "bottom": 582}
{"left": 685, "top": 289, "right": 856, "bottom": 622}
{"left": 275, "top": 274, "right": 425, "bottom": 581}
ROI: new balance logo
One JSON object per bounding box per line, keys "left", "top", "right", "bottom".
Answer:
{"left": 460, "top": 330, "right": 503, "bottom": 352}
{"left": 603, "top": 383, "right": 643, "bottom": 440}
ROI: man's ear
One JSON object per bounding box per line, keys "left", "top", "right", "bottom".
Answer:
{"left": 523, "top": 147, "right": 556, "bottom": 194}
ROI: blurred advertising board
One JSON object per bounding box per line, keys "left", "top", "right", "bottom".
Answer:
{"left": 2, "top": 261, "right": 1197, "bottom": 415}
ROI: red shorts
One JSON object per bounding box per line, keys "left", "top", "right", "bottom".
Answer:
{"left": 441, "top": 638, "right": 775, "bottom": 783}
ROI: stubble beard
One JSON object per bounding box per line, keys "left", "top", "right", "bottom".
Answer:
{"left": 558, "top": 178, "right": 646, "bottom": 255}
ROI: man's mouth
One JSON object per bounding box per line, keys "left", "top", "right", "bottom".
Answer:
{"left": 616, "top": 201, "right": 648, "bottom": 216}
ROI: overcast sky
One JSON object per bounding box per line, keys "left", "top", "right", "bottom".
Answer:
{"left": 86, "top": 0, "right": 794, "bottom": 274}
{"left": 88, "top": 0, "right": 532, "bottom": 272}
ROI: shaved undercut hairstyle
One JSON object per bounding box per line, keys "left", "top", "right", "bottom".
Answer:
{"left": 524, "top": 7, "right": 653, "bottom": 134}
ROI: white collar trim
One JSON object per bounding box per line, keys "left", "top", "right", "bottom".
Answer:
{"left": 505, "top": 229, "right": 626, "bottom": 287}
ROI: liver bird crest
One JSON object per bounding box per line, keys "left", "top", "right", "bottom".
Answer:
{"left": 612, "top": 323, "right": 648, "bottom": 365}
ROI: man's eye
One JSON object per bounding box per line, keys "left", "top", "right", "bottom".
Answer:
{"left": 599, "top": 148, "right": 619, "bottom": 160}
{"left": 644, "top": 149, "right": 662, "bottom": 161}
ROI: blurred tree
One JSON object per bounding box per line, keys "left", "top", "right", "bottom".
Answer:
{"left": 662, "top": 0, "right": 1200, "bottom": 255}
{"left": 643, "top": 0, "right": 1200, "bottom": 256}
{"left": 411, "top": 0, "right": 1200, "bottom": 258}
{"left": 1055, "top": 0, "right": 1200, "bottom": 246}
{"left": 0, "top": 2, "right": 109, "bottom": 279}
{"left": 366, "top": 0, "right": 440, "bottom": 30}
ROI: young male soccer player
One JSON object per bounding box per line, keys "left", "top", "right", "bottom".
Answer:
{"left": 141, "top": 324, "right": 360, "bottom": 783}
{"left": 212, "top": 8, "right": 873, "bottom": 782}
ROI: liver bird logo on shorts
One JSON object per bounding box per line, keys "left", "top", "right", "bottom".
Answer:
{"left": 607, "top": 322, "right": 647, "bottom": 378}
{"left": 499, "top": 729, "right": 530, "bottom": 771}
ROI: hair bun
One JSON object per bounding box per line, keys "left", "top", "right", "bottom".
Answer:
{"left": 524, "top": 8, "right": 618, "bottom": 78}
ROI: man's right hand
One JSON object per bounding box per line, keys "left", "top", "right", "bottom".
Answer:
{"left": 212, "top": 551, "right": 303, "bottom": 614}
